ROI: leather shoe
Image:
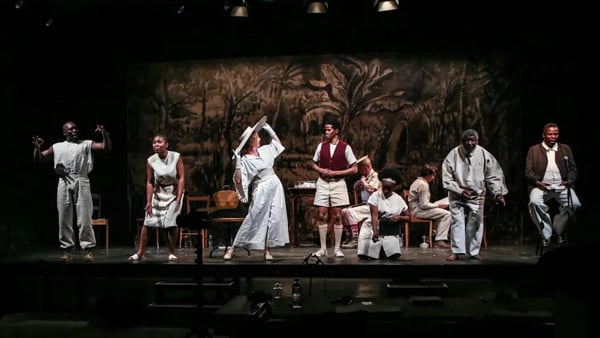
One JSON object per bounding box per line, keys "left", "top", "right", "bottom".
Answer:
{"left": 446, "top": 253, "right": 459, "bottom": 261}
{"left": 433, "top": 240, "right": 451, "bottom": 249}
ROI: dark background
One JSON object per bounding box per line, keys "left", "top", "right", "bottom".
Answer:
{"left": 1, "top": 0, "right": 597, "bottom": 255}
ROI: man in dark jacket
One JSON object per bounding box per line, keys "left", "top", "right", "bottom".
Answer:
{"left": 525, "top": 122, "right": 581, "bottom": 246}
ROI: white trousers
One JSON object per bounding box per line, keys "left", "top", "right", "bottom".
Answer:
{"left": 528, "top": 187, "right": 581, "bottom": 240}
{"left": 56, "top": 176, "right": 96, "bottom": 250}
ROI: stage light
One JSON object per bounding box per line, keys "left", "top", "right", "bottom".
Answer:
{"left": 307, "top": 1, "right": 328, "bottom": 14}
{"left": 176, "top": 4, "right": 185, "bottom": 15}
{"left": 230, "top": 0, "right": 249, "bottom": 17}
{"left": 375, "top": 0, "right": 399, "bottom": 12}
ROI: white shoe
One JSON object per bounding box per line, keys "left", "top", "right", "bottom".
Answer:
{"left": 264, "top": 250, "right": 273, "bottom": 261}
{"left": 312, "top": 248, "right": 328, "bottom": 257}
{"left": 334, "top": 248, "right": 345, "bottom": 258}
{"left": 223, "top": 247, "right": 234, "bottom": 260}
{"left": 168, "top": 254, "right": 178, "bottom": 261}
{"left": 128, "top": 253, "right": 143, "bottom": 261}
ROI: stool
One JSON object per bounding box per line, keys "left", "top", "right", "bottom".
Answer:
{"left": 209, "top": 217, "right": 251, "bottom": 258}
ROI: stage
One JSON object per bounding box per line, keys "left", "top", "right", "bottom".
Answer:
{"left": 0, "top": 242, "right": 580, "bottom": 337}
{"left": 1, "top": 242, "right": 542, "bottom": 276}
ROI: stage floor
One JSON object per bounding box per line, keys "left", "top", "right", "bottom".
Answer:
{"left": 3, "top": 243, "right": 542, "bottom": 266}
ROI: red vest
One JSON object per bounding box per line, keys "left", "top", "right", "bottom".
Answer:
{"left": 319, "top": 141, "right": 349, "bottom": 173}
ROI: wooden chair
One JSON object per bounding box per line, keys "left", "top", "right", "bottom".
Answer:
{"left": 404, "top": 216, "right": 433, "bottom": 248}
{"left": 179, "top": 194, "right": 212, "bottom": 249}
{"left": 91, "top": 193, "right": 109, "bottom": 251}
{"left": 210, "top": 189, "right": 250, "bottom": 258}
{"left": 403, "top": 197, "right": 434, "bottom": 248}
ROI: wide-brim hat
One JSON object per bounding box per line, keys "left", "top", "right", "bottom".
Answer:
{"left": 233, "top": 116, "right": 267, "bottom": 158}
{"left": 356, "top": 155, "right": 369, "bottom": 164}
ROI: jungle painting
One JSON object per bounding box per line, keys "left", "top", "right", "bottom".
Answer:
{"left": 126, "top": 53, "right": 524, "bottom": 245}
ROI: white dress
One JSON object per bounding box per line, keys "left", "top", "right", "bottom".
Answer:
{"left": 357, "top": 190, "right": 406, "bottom": 259}
{"left": 144, "top": 151, "right": 183, "bottom": 229}
{"left": 233, "top": 140, "right": 289, "bottom": 250}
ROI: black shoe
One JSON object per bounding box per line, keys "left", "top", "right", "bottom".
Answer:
{"left": 83, "top": 250, "right": 93, "bottom": 262}
{"left": 59, "top": 250, "right": 72, "bottom": 262}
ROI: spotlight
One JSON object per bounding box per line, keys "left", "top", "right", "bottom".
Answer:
{"left": 307, "top": 1, "right": 328, "bottom": 14}
{"left": 375, "top": 0, "right": 399, "bottom": 12}
{"left": 230, "top": 0, "right": 249, "bottom": 17}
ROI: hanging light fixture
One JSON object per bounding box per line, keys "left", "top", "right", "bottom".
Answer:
{"left": 375, "top": 0, "right": 398, "bottom": 12}
{"left": 307, "top": 1, "right": 327, "bottom": 14}
{"left": 230, "top": 0, "right": 249, "bottom": 17}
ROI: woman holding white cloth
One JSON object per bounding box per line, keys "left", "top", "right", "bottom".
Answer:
{"left": 357, "top": 168, "right": 409, "bottom": 260}
{"left": 225, "top": 117, "right": 289, "bottom": 261}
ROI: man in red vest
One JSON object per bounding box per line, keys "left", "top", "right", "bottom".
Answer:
{"left": 311, "top": 120, "right": 358, "bottom": 258}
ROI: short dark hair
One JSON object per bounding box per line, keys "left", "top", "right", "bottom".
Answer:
{"left": 420, "top": 167, "right": 435, "bottom": 177}
{"left": 461, "top": 129, "right": 479, "bottom": 140}
{"left": 153, "top": 133, "right": 169, "bottom": 142}
{"left": 543, "top": 122, "right": 559, "bottom": 133}
{"left": 325, "top": 120, "right": 341, "bottom": 132}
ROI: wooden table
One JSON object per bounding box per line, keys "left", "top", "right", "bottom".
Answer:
{"left": 287, "top": 187, "right": 316, "bottom": 247}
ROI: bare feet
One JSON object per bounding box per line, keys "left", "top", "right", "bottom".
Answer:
{"left": 446, "top": 253, "right": 459, "bottom": 261}
{"left": 471, "top": 254, "right": 483, "bottom": 260}
{"left": 433, "top": 240, "right": 451, "bottom": 249}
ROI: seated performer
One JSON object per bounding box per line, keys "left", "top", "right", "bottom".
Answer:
{"left": 356, "top": 168, "right": 409, "bottom": 260}
{"left": 407, "top": 167, "right": 451, "bottom": 248}
{"left": 526, "top": 122, "right": 581, "bottom": 246}
{"left": 341, "top": 156, "right": 381, "bottom": 249}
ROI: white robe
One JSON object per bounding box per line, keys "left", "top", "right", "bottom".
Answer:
{"left": 233, "top": 140, "right": 289, "bottom": 250}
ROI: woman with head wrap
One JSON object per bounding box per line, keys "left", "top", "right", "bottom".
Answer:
{"left": 356, "top": 168, "right": 409, "bottom": 260}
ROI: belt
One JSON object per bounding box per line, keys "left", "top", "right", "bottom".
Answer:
{"left": 320, "top": 176, "right": 343, "bottom": 183}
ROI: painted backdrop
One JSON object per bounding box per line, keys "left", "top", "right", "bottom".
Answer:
{"left": 126, "top": 53, "right": 524, "bottom": 244}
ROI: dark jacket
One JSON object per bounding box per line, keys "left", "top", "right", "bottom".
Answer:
{"left": 525, "top": 142, "right": 577, "bottom": 192}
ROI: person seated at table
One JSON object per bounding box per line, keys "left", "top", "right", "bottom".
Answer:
{"left": 357, "top": 168, "right": 409, "bottom": 260}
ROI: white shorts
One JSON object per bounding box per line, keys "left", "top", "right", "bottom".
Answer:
{"left": 313, "top": 177, "right": 350, "bottom": 207}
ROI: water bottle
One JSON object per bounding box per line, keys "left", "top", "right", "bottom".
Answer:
{"left": 291, "top": 278, "right": 302, "bottom": 308}
{"left": 272, "top": 282, "right": 283, "bottom": 299}
{"left": 420, "top": 235, "right": 429, "bottom": 249}
{"left": 208, "top": 235, "right": 214, "bottom": 249}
